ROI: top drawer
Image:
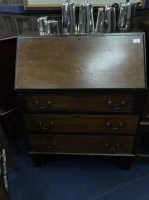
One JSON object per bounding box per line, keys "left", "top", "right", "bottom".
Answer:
{"left": 24, "top": 94, "right": 134, "bottom": 113}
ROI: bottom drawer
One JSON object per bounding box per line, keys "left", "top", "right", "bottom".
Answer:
{"left": 28, "top": 135, "right": 134, "bottom": 154}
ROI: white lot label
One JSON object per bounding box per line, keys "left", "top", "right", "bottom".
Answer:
{"left": 133, "top": 39, "right": 141, "bottom": 43}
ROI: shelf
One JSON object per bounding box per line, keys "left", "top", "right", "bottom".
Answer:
{"left": 137, "top": 154, "right": 149, "bottom": 157}
{"left": 0, "top": 6, "right": 61, "bottom": 14}
{"left": 0, "top": 3, "right": 148, "bottom": 15}
{"left": 0, "top": 5, "right": 21, "bottom": 13}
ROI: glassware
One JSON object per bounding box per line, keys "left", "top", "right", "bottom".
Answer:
{"left": 47, "top": 20, "right": 59, "bottom": 35}
{"left": 37, "top": 16, "right": 47, "bottom": 36}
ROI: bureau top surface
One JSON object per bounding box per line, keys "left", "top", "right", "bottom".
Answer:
{"left": 15, "top": 33, "right": 146, "bottom": 90}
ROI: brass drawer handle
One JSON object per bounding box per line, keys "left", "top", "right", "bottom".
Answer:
{"left": 34, "top": 100, "right": 51, "bottom": 110}
{"left": 39, "top": 121, "right": 54, "bottom": 130}
{"left": 107, "top": 100, "right": 126, "bottom": 110}
{"left": 106, "top": 122, "right": 123, "bottom": 131}
{"left": 43, "top": 142, "right": 56, "bottom": 150}
{"left": 104, "top": 142, "right": 120, "bottom": 151}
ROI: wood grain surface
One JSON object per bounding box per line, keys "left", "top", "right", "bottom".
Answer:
{"left": 15, "top": 33, "right": 146, "bottom": 89}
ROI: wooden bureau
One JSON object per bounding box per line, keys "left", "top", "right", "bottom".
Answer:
{"left": 15, "top": 33, "right": 146, "bottom": 167}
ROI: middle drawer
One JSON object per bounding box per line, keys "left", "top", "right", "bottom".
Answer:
{"left": 24, "top": 114, "right": 139, "bottom": 134}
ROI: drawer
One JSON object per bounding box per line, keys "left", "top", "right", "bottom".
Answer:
{"left": 24, "top": 114, "right": 139, "bottom": 134}
{"left": 28, "top": 135, "right": 134, "bottom": 154}
{"left": 25, "top": 94, "right": 134, "bottom": 113}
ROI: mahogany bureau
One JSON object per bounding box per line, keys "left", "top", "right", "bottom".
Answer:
{"left": 15, "top": 33, "right": 146, "bottom": 167}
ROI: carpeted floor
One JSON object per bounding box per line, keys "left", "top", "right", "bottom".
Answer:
{"left": 8, "top": 135, "right": 149, "bottom": 200}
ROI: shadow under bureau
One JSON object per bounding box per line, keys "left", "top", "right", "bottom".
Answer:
{"left": 15, "top": 33, "right": 146, "bottom": 168}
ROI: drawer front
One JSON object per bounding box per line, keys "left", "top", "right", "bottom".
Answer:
{"left": 28, "top": 135, "right": 134, "bottom": 154}
{"left": 24, "top": 114, "right": 139, "bottom": 134}
{"left": 25, "top": 94, "right": 134, "bottom": 113}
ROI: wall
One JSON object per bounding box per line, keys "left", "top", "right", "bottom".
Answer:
{"left": 0, "top": 0, "right": 149, "bottom": 34}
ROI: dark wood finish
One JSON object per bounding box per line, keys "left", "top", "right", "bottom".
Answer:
{"left": 25, "top": 93, "right": 134, "bottom": 113}
{"left": 137, "top": 22, "right": 149, "bottom": 158}
{"left": 142, "top": 92, "right": 149, "bottom": 120}
{"left": 15, "top": 33, "right": 146, "bottom": 89}
{"left": 0, "top": 30, "right": 17, "bottom": 40}
{"left": 15, "top": 33, "right": 146, "bottom": 167}
{"left": 140, "top": 22, "right": 149, "bottom": 120}
{"left": 28, "top": 135, "right": 134, "bottom": 154}
{"left": 0, "top": 30, "right": 20, "bottom": 158}
{"left": 0, "top": 185, "right": 9, "bottom": 200}
{"left": 24, "top": 114, "right": 139, "bottom": 134}
{"left": 0, "top": 31, "right": 17, "bottom": 111}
